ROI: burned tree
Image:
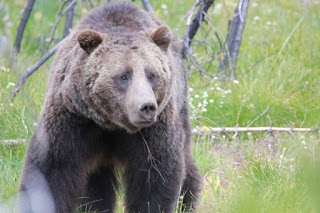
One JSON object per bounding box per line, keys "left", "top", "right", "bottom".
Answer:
{"left": 14, "top": 0, "right": 36, "bottom": 53}
{"left": 218, "top": 0, "right": 250, "bottom": 80}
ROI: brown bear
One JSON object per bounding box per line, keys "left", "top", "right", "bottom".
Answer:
{"left": 19, "top": 2, "right": 202, "bottom": 213}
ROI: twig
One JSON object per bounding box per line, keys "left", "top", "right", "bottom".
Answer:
{"left": 246, "top": 105, "right": 270, "bottom": 128}
{"left": 274, "top": 16, "right": 304, "bottom": 63}
{"left": 46, "top": 0, "right": 77, "bottom": 49}
{"left": 14, "top": 0, "right": 36, "bottom": 53}
{"left": 10, "top": 39, "right": 64, "bottom": 99}
{"left": 139, "top": 131, "right": 165, "bottom": 185}
{"left": 141, "top": 0, "right": 154, "bottom": 13}
{"left": 187, "top": 47, "right": 213, "bottom": 76}
{"left": 183, "top": 0, "right": 215, "bottom": 58}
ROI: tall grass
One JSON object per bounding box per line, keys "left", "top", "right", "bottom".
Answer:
{"left": 0, "top": 0, "right": 319, "bottom": 212}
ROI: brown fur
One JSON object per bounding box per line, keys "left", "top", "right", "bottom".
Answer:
{"left": 19, "top": 2, "right": 202, "bottom": 213}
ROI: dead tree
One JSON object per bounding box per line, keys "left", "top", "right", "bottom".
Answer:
{"left": 46, "top": 0, "right": 77, "bottom": 49}
{"left": 14, "top": 0, "right": 36, "bottom": 53}
{"left": 63, "top": 0, "right": 77, "bottom": 37}
{"left": 141, "top": 0, "right": 154, "bottom": 13}
{"left": 218, "top": 0, "right": 250, "bottom": 80}
{"left": 183, "top": 0, "right": 215, "bottom": 58}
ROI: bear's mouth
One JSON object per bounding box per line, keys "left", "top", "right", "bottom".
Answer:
{"left": 134, "top": 121, "right": 154, "bottom": 128}
{"left": 132, "top": 119, "right": 155, "bottom": 129}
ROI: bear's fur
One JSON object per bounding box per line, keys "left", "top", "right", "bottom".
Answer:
{"left": 19, "top": 2, "right": 202, "bottom": 213}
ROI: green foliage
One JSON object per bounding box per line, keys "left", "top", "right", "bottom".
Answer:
{"left": 0, "top": 0, "right": 319, "bottom": 212}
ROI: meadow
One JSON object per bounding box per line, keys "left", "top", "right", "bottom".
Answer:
{"left": 0, "top": 0, "right": 320, "bottom": 212}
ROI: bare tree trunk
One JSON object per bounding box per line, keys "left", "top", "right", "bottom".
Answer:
{"left": 218, "top": 0, "right": 250, "bottom": 80}
{"left": 183, "top": 0, "right": 215, "bottom": 58}
{"left": 63, "top": 0, "right": 77, "bottom": 37}
{"left": 14, "top": 0, "right": 36, "bottom": 53}
{"left": 141, "top": 0, "right": 154, "bottom": 13}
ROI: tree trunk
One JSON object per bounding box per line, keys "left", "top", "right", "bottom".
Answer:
{"left": 141, "top": 0, "right": 154, "bottom": 13}
{"left": 63, "top": 0, "right": 77, "bottom": 38}
{"left": 183, "top": 0, "right": 215, "bottom": 58}
{"left": 218, "top": 0, "right": 250, "bottom": 80}
{"left": 14, "top": 0, "right": 36, "bottom": 53}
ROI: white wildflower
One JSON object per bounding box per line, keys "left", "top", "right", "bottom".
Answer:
{"left": 6, "top": 82, "right": 15, "bottom": 89}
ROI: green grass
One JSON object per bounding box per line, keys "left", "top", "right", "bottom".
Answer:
{"left": 1, "top": 0, "right": 320, "bottom": 212}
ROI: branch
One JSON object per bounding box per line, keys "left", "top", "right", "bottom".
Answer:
{"left": 141, "top": 0, "right": 154, "bottom": 13}
{"left": 63, "top": 0, "right": 77, "bottom": 37}
{"left": 0, "top": 139, "right": 27, "bottom": 145}
{"left": 218, "top": 0, "right": 250, "bottom": 80}
{"left": 46, "top": 0, "right": 77, "bottom": 49}
{"left": 14, "top": 0, "right": 36, "bottom": 53}
{"left": 10, "top": 40, "right": 64, "bottom": 99}
{"left": 2, "top": 126, "right": 318, "bottom": 145}
{"left": 183, "top": 0, "right": 215, "bottom": 58}
{"left": 246, "top": 105, "right": 270, "bottom": 127}
{"left": 192, "top": 126, "right": 317, "bottom": 135}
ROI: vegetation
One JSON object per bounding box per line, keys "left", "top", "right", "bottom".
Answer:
{"left": 0, "top": 0, "right": 319, "bottom": 212}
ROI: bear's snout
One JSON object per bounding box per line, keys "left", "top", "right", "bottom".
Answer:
{"left": 138, "top": 101, "right": 157, "bottom": 121}
{"left": 127, "top": 99, "right": 158, "bottom": 129}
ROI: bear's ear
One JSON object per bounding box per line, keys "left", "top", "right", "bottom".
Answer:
{"left": 150, "top": 25, "right": 171, "bottom": 52}
{"left": 77, "top": 29, "right": 103, "bottom": 54}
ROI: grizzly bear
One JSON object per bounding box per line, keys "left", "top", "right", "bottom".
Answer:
{"left": 19, "top": 2, "right": 202, "bottom": 213}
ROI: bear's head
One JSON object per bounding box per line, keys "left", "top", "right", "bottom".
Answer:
{"left": 75, "top": 26, "right": 174, "bottom": 133}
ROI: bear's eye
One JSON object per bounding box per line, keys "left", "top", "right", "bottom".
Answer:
{"left": 120, "top": 74, "right": 129, "bottom": 81}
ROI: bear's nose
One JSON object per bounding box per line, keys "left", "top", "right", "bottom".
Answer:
{"left": 139, "top": 102, "right": 157, "bottom": 120}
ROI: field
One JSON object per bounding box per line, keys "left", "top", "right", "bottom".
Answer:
{"left": 1, "top": 0, "right": 320, "bottom": 212}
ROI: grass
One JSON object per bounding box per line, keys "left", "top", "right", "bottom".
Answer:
{"left": 1, "top": 0, "right": 320, "bottom": 212}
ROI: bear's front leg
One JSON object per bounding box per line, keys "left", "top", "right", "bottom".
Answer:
{"left": 124, "top": 122, "right": 185, "bottom": 213}
{"left": 19, "top": 118, "right": 90, "bottom": 213}
{"left": 20, "top": 159, "right": 87, "bottom": 213}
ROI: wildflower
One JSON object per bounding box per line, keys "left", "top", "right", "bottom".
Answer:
{"left": 233, "top": 80, "right": 239, "bottom": 84}
{"left": 34, "top": 12, "right": 43, "bottom": 21}
{"left": 202, "top": 92, "right": 208, "bottom": 98}
{"left": 6, "top": 82, "right": 15, "bottom": 89}
{"left": 161, "top": 4, "right": 167, "bottom": 10}
{"left": 202, "top": 126, "right": 209, "bottom": 131}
